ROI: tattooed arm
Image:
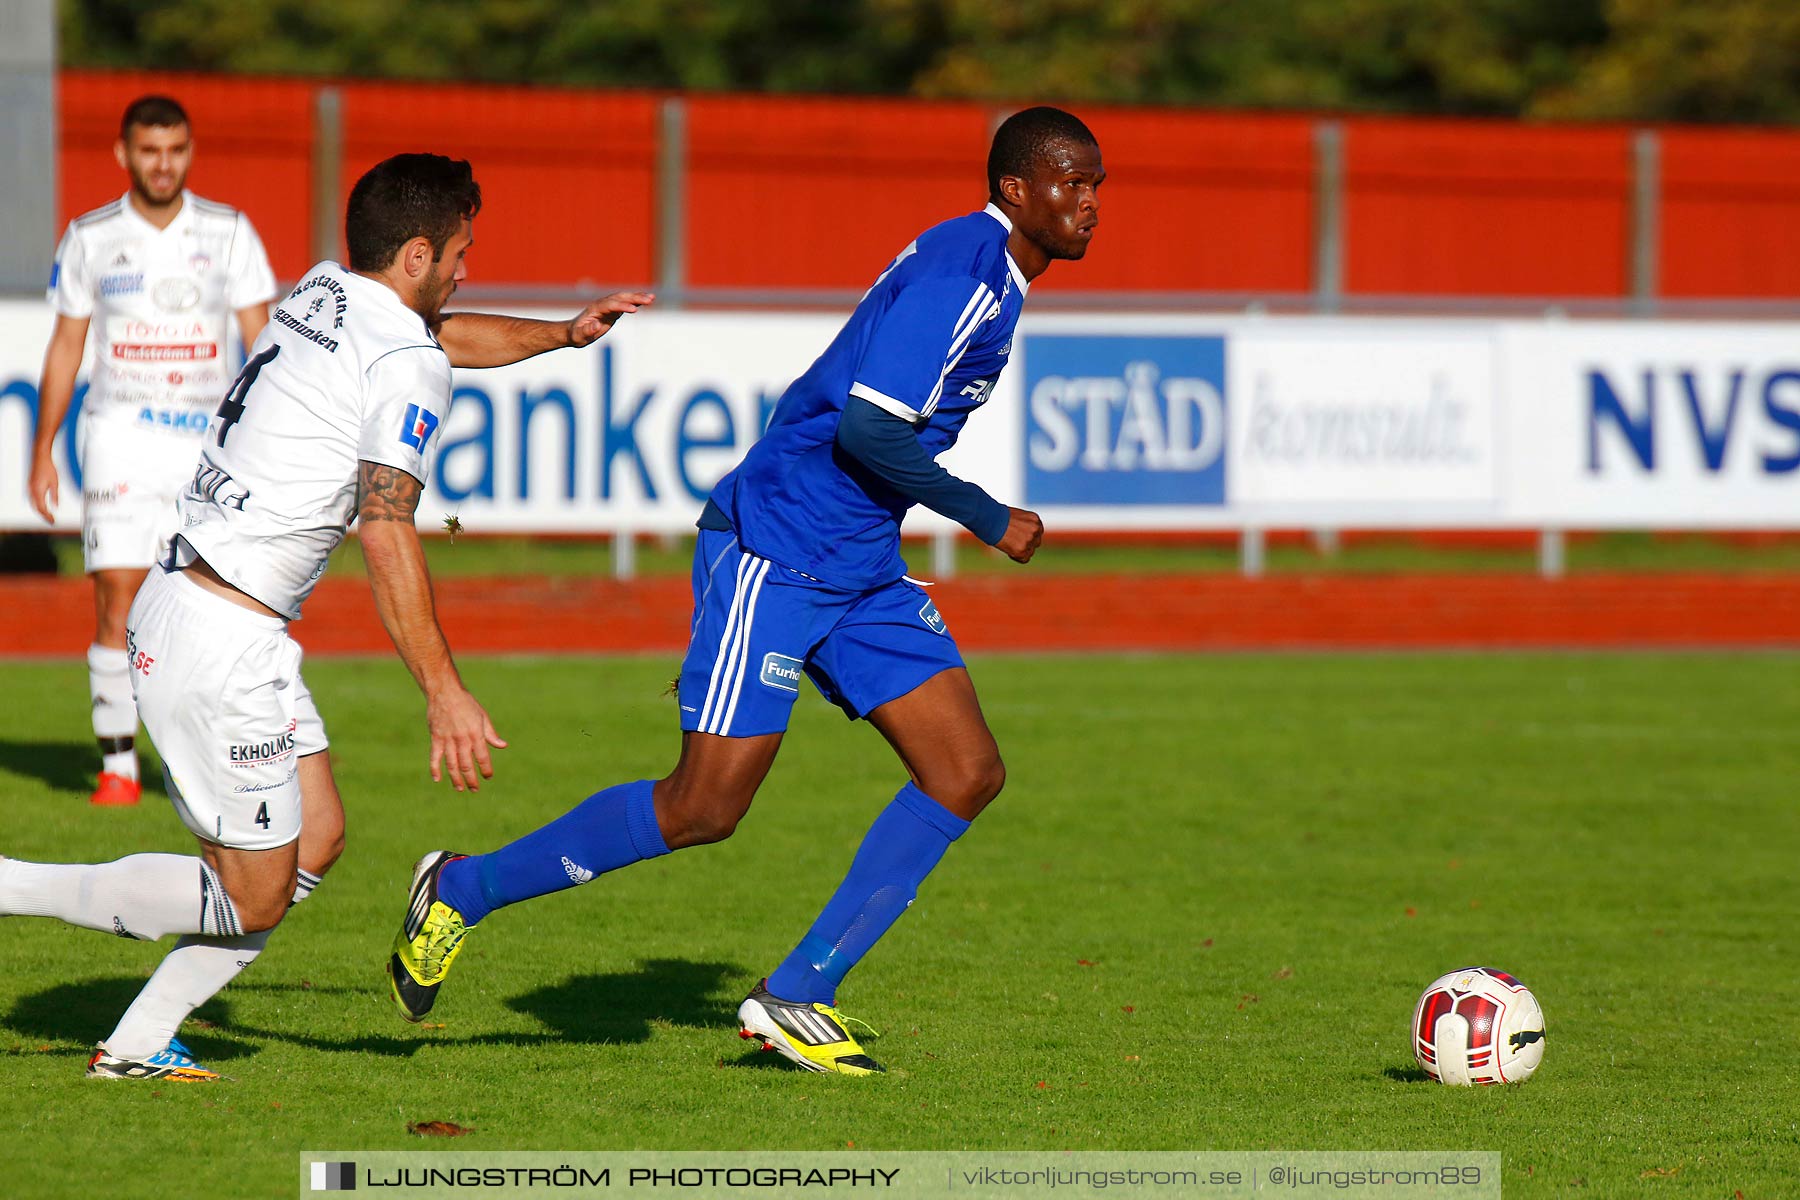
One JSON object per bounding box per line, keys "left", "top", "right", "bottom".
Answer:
{"left": 356, "top": 460, "right": 506, "bottom": 790}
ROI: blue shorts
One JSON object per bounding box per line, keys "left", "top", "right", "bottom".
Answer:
{"left": 676, "top": 528, "right": 964, "bottom": 737}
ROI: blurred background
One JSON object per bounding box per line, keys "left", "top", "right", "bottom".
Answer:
{"left": 5, "top": 0, "right": 1800, "bottom": 630}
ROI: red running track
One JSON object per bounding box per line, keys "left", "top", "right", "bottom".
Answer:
{"left": 3, "top": 572, "right": 1799, "bottom": 656}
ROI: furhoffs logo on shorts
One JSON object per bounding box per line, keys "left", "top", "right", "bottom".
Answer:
{"left": 759, "top": 652, "right": 804, "bottom": 692}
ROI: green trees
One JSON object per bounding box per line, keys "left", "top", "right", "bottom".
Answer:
{"left": 1530, "top": 0, "right": 1800, "bottom": 121}
{"left": 60, "top": 0, "right": 1800, "bottom": 123}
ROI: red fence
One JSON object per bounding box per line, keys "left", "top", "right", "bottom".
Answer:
{"left": 1343, "top": 119, "right": 1634, "bottom": 297}
{"left": 56, "top": 69, "right": 1800, "bottom": 300}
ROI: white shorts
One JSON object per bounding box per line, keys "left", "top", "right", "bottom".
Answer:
{"left": 126, "top": 565, "right": 329, "bottom": 851}
{"left": 78, "top": 410, "right": 205, "bottom": 573}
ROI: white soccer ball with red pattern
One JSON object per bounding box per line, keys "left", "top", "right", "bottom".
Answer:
{"left": 1411, "top": 966, "right": 1546, "bottom": 1086}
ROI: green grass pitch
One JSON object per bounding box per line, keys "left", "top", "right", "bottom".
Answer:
{"left": 1, "top": 652, "right": 1795, "bottom": 1197}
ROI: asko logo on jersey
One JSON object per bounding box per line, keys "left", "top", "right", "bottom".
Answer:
{"left": 399, "top": 403, "right": 441, "bottom": 452}
{"left": 136, "top": 407, "right": 211, "bottom": 433}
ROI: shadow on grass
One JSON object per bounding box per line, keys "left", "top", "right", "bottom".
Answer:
{"left": 3, "top": 975, "right": 258, "bottom": 1062}
{"left": 1382, "top": 1065, "right": 1432, "bottom": 1083}
{"left": 7, "top": 963, "right": 860, "bottom": 1075}
{"left": 6, "top": 960, "right": 750, "bottom": 1063}
{"left": 0, "top": 738, "right": 99, "bottom": 795}
{"left": 721, "top": 1046, "right": 819, "bottom": 1073}
{"left": 0, "top": 738, "right": 165, "bottom": 798}
{"left": 505, "top": 958, "right": 743, "bottom": 1043}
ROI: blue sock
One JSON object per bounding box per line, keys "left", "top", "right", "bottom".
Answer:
{"left": 437, "top": 778, "right": 669, "bottom": 926}
{"left": 766, "top": 782, "right": 971, "bottom": 1006}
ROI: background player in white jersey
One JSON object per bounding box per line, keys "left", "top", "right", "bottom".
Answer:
{"left": 0, "top": 152, "right": 652, "bottom": 1081}
{"left": 26, "top": 95, "right": 278, "bottom": 808}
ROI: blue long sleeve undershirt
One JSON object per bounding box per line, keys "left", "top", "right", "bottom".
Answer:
{"left": 833, "top": 397, "right": 1011, "bottom": 546}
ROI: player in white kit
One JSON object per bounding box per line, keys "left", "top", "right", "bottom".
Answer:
{"left": 0, "top": 152, "right": 652, "bottom": 1080}
{"left": 27, "top": 96, "right": 277, "bottom": 808}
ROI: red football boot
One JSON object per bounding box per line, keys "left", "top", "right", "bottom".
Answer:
{"left": 88, "top": 771, "right": 141, "bottom": 807}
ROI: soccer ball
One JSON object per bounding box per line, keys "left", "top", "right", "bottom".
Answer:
{"left": 1411, "top": 966, "right": 1546, "bottom": 1085}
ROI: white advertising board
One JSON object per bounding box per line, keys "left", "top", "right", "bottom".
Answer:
{"left": 1500, "top": 323, "right": 1800, "bottom": 527}
{"left": 0, "top": 300, "right": 1794, "bottom": 535}
{"left": 1229, "top": 325, "right": 1500, "bottom": 516}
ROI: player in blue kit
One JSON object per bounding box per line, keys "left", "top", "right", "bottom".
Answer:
{"left": 386, "top": 107, "right": 1104, "bottom": 1074}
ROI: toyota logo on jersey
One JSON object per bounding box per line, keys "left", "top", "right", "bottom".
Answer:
{"left": 399, "top": 403, "right": 440, "bottom": 452}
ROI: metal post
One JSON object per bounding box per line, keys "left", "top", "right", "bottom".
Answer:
{"left": 1538, "top": 529, "right": 1565, "bottom": 580}
{"left": 1629, "top": 130, "right": 1659, "bottom": 317}
{"left": 1311, "top": 527, "right": 1340, "bottom": 558}
{"left": 1312, "top": 121, "right": 1345, "bottom": 315}
{"left": 931, "top": 528, "right": 957, "bottom": 578}
{"left": 656, "top": 97, "right": 687, "bottom": 308}
{"left": 0, "top": 0, "right": 56, "bottom": 293}
{"left": 310, "top": 87, "right": 344, "bottom": 265}
{"left": 612, "top": 530, "right": 637, "bottom": 581}
{"left": 1241, "top": 527, "right": 1266, "bottom": 578}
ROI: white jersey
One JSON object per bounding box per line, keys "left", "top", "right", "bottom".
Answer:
{"left": 170, "top": 261, "right": 452, "bottom": 619}
{"left": 49, "top": 190, "right": 276, "bottom": 434}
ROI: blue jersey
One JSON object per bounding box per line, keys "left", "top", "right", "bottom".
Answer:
{"left": 705, "top": 204, "right": 1029, "bottom": 591}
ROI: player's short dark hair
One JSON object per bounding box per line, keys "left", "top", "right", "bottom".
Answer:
{"left": 120, "top": 95, "right": 189, "bottom": 140}
{"left": 987, "top": 106, "right": 1098, "bottom": 200}
{"left": 344, "top": 153, "right": 482, "bottom": 272}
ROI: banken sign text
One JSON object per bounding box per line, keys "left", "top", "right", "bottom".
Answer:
{"left": 1024, "top": 335, "right": 1226, "bottom": 505}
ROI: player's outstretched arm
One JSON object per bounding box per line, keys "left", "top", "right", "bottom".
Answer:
{"left": 433, "top": 291, "right": 654, "bottom": 369}
{"left": 356, "top": 460, "right": 508, "bottom": 791}
{"left": 835, "top": 396, "right": 1045, "bottom": 563}
{"left": 27, "top": 315, "right": 90, "bottom": 523}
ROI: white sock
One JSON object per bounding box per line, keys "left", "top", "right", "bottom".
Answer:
{"left": 0, "top": 854, "right": 238, "bottom": 941}
{"left": 88, "top": 641, "right": 139, "bottom": 739}
{"left": 102, "top": 930, "right": 271, "bottom": 1062}
{"left": 291, "top": 869, "right": 323, "bottom": 906}
{"left": 89, "top": 642, "right": 139, "bottom": 781}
